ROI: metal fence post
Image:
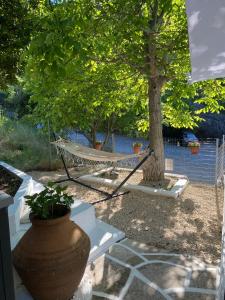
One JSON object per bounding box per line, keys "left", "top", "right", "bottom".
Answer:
{"left": 222, "top": 135, "right": 225, "bottom": 180}
{"left": 0, "top": 192, "right": 15, "bottom": 300}
{"left": 215, "top": 138, "right": 219, "bottom": 185}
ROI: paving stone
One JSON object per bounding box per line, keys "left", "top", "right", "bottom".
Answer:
{"left": 123, "top": 277, "right": 166, "bottom": 300}
{"left": 189, "top": 269, "right": 217, "bottom": 289}
{"left": 89, "top": 240, "right": 217, "bottom": 300}
{"left": 91, "top": 255, "right": 131, "bottom": 296}
{"left": 138, "top": 263, "right": 188, "bottom": 289}
{"left": 108, "top": 244, "right": 144, "bottom": 266}
{"left": 169, "top": 292, "right": 216, "bottom": 300}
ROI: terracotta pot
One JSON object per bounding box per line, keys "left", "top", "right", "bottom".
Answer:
{"left": 133, "top": 145, "right": 141, "bottom": 154}
{"left": 95, "top": 143, "right": 102, "bottom": 150}
{"left": 190, "top": 146, "right": 200, "bottom": 154}
{"left": 13, "top": 207, "right": 90, "bottom": 300}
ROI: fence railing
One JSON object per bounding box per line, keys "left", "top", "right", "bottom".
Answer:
{"left": 69, "top": 131, "right": 225, "bottom": 185}
{"left": 216, "top": 136, "right": 225, "bottom": 185}
{"left": 164, "top": 138, "right": 219, "bottom": 185}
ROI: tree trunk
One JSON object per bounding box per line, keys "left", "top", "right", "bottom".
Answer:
{"left": 83, "top": 125, "right": 97, "bottom": 148}
{"left": 91, "top": 126, "right": 97, "bottom": 148}
{"left": 143, "top": 77, "right": 165, "bottom": 182}
{"left": 102, "top": 114, "right": 115, "bottom": 151}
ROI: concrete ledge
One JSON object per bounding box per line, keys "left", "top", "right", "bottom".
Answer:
{"left": 0, "top": 161, "right": 33, "bottom": 236}
{"left": 88, "top": 219, "right": 125, "bottom": 262}
{"left": 79, "top": 168, "right": 189, "bottom": 199}
{"left": 0, "top": 162, "right": 125, "bottom": 288}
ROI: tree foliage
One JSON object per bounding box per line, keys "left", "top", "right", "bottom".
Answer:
{"left": 23, "top": 1, "right": 147, "bottom": 145}
{"left": 24, "top": 0, "right": 225, "bottom": 129}
{"left": 5, "top": 85, "right": 32, "bottom": 118}
{"left": 0, "top": 0, "right": 31, "bottom": 87}
{"left": 22, "top": 0, "right": 225, "bottom": 180}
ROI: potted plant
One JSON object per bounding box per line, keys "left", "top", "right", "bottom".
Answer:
{"left": 133, "top": 142, "right": 142, "bottom": 154}
{"left": 95, "top": 140, "right": 102, "bottom": 150}
{"left": 188, "top": 141, "right": 200, "bottom": 154}
{"left": 13, "top": 183, "right": 90, "bottom": 300}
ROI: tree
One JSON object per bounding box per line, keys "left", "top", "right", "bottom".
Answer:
{"left": 5, "top": 85, "right": 32, "bottom": 118}
{"left": 0, "top": 0, "right": 30, "bottom": 87}
{"left": 0, "top": 0, "right": 48, "bottom": 88}
{"left": 23, "top": 1, "right": 146, "bottom": 147}
{"left": 24, "top": 0, "right": 225, "bottom": 182}
{"left": 84, "top": 0, "right": 225, "bottom": 181}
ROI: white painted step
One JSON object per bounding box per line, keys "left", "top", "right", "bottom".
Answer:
{"left": 88, "top": 219, "right": 125, "bottom": 262}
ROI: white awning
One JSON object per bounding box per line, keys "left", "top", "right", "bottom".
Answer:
{"left": 186, "top": 0, "right": 225, "bottom": 83}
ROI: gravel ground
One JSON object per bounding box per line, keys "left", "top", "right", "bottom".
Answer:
{"left": 29, "top": 168, "right": 223, "bottom": 264}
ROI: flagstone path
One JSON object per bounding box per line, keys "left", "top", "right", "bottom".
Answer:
{"left": 75, "top": 238, "right": 218, "bottom": 300}
{"left": 15, "top": 238, "right": 219, "bottom": 299}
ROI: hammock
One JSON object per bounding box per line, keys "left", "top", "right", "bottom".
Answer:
{"left": 52, "top": 138, "right": 142, "bottom": 163}
{"left": 52, "top": 137, "right": 153, "bottom": 204}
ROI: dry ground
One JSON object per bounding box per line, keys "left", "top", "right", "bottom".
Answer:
{"left": 29, "top": 168, "right": 224, "bottom": 264}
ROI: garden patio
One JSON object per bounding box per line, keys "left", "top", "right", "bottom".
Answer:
{"left": 0, "top": 161, "right": 222, "bottom": 299}
{"left": 2, "top": 0, "right": 225, "bottom": 299}
{"left": 16, "top": 239, "right": 219, "bottom": 300}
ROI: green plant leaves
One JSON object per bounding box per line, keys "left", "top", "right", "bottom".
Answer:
{"left": 25, "top": 182, "right": 73, "bottom": 220}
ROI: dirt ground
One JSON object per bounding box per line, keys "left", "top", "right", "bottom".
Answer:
{"left": 0, "top": 166, "right": 22, "bottom": 196}
{"left": 29, "top": 168, "right": 224, "bottom": 264}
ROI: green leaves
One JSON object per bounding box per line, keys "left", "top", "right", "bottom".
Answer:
{"left": 21, "top": 0, "right": 225, "bottom": 139}
{"left": 0, "top": 0, "right": 31, "bottom": 87}
{"left": 25, "top": 182, "right": 73, "bottom": 220}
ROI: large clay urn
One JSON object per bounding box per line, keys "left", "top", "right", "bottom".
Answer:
{"left": 13, "top": 206, "right": 90, "bottom": 300}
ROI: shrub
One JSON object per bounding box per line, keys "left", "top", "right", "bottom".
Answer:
{"left": 0, "top": 118, "right": 61, "bottom": 171}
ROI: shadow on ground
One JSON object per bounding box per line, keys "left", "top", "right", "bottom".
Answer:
{"left": 29, "top": 168, "right": 223, "bottom": 264}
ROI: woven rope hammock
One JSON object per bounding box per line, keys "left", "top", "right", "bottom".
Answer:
{"left": 52, "top": 138, "right": 143, "bottom": 165}
{"left": 52, "top": 137, "right": 153, "bottom": 204}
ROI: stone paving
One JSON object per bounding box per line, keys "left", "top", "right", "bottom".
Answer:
{"left": 87, "top": 238, "right": 218, "bottom": 300}
{"left": 15, "top": 237, "right": 219, "bottom": 299}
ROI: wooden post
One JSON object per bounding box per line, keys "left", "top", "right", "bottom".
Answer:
{"left": 0, "top": 192, "right": 15, "bottom": 300}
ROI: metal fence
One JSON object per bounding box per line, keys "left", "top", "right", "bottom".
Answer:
{"left": 216, "top": 136, "right": 225, "bottom": 185}
{"left": 69, "top": 131, "right": 225, "bottom": 185}
{"left": 164, "top": 138, "right": 219, "bottom": 185}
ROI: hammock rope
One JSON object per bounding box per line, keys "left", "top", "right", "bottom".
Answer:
{"left": 52, "top": 138, "right": 145, "bottom": 169}
{"left": 51, "top": 137, "right": 153, "bottom": 203}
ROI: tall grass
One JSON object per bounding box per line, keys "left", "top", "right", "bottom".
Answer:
{"left": 0, "top": 118, "right": 61, "bottom": 171}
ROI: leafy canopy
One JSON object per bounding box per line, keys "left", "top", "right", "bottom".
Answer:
{"left": 23, "top": 0, "right": 225, "bottom": 134}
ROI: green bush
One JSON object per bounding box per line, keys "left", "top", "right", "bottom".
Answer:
{"left": 0, "top": 118, "right": 61, "bottom": 171}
